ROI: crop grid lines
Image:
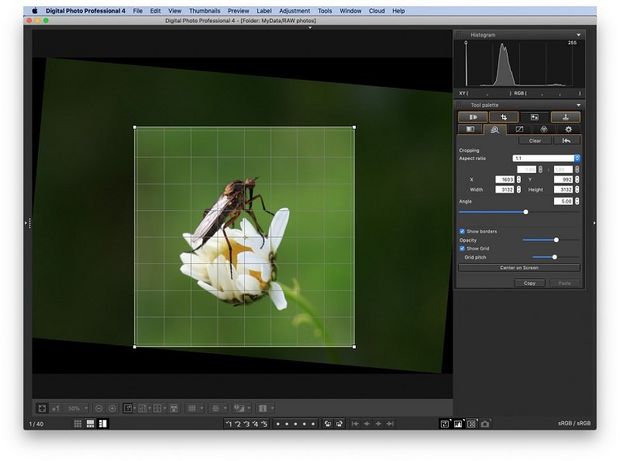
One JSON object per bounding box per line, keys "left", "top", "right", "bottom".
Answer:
{"left": 134, "top": 126, "right": 355, "bottom": 348}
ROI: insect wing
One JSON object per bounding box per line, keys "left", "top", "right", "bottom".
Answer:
{"left": 190, "top": 194, "right": 229, "bottom": 249}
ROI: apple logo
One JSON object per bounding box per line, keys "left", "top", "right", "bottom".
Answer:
{"left": 32, "top": 8, "right": 38, "bottom": 14}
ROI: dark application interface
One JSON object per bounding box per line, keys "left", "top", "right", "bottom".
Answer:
{"left": 23, "top": 6, "right": 596, "bottom": 431}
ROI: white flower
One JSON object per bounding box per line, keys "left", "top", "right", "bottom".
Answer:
{"left": 179, "top": 208, "right": 289, "bottom": 310}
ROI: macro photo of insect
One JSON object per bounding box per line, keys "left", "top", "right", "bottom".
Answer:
{"left": 38, "top": 60, "right": 450, "bottom": 368}
{"left": 179, "top": 178, "right": 290, "bottom": 311}
{"left": 134, "top": 126, "right": 355, "bottom": 347}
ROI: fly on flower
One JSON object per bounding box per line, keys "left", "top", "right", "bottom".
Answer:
{"left": 189, "top": 177, "right": 273, "bottom": 277}
{"left": 180, "top": 208, "right": 290, "bottom": 310}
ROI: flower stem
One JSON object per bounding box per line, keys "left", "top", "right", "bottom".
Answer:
{"left": 279, "top": 279, "right": 330, "bottom": 344}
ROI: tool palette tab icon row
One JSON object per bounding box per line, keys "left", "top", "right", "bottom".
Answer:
{"left": 458, "top": 111, "right": 520, "bottom": 123}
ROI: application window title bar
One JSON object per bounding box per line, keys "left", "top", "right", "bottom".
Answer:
{"left": 24, "top": 6, "right": 597, "bottom": 17}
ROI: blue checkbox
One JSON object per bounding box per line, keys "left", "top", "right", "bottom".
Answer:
{"left": 458, "top": 228, "right": 466, "bottom": 235}
{"left": 459, "top": 245, "right": 466, "bottom": 252}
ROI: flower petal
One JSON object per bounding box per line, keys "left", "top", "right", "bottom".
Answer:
{"left": 269, "top": 282, "right": 287, "bottom": 310}
{"left": 236, "top": 274, "right": 262, "bottom": 296}
{"left": 197, "top": 280, "right": 232, "bottom": 301}
{"left": 240, "top": 218, "right": 260, "bottom": 238}
{"left": 268, "top": 208, "right": 289, "bottom": 254}
{"left": 243, "top": 236, "right": 269, "bottom": 256}
{"left": 182, "top": 233, "right": 193, "bottom": 246}
{"left": 226, "top": 228, "right": 244, "bottom": 239}
{"left": 180, "top": 263, "right": 208, "bottom": 283}
{"left": 237, "top": 250, "right": 269, "bottom": 275}
{"left": 212, "top": 255, "right": 237, "bottom": 295}
{"left": 261, "top": 264, "right": 272, "bottom": 283}
{"left": 239, "top": 218, "right": 270, "bottom": 253}
{"left": 180, "top": 252, "right": 199, "bottom": 265}
{"left": 237, "top": 250, "right": 266, "bottom": 265}
{"left": 206, "top": 262, "right": 219, "bottom": 290}
{"left": 180, "top": 263, "right": 192, "bottom": 276}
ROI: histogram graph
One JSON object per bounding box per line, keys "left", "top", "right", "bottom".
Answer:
{"left": 458, "top": 39, "right": 584, "bottom": 88}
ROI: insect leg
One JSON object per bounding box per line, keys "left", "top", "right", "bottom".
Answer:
{"left": 244, "top": 193, "right": 274, "bottom": 249}
{"left": 244, "top": 209, "right": 267, "bottom": 249}
{"left": 246, "top": 194, "right": 275, "bottom": 216}
{"left": 247, "top": 185, "right": 254, "bottom": 208}
{"left": 221, "top": 226, "right": 234, "bottom": 279}
{"left": 221, "top": 214, "right": 240, "bottom": 278}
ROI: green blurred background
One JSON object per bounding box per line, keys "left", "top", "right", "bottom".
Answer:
{"left": 34, "top": 58, "right": 451, "bottom": 372}
{"left": 135, "top": 126, "right": 354, "bottom": 347}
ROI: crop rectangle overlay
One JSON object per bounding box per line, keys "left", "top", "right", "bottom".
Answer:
{"left": 134, "top": 126, "right": 355, "bottom": 347}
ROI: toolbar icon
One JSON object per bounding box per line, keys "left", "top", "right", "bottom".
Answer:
{"left": 186, "top": 404, "right": 197, "bottom": 413}
{"left": 480, "top": 418, "right": 492, "bottom": 429}
{"left": 232, "top": 402, "right": 251, "bottom": 414}
{"left": 36, "top": 403, "right": 48, "bottom": 414}
{"left": 255, "top": 403, "right": 275, "bottom": 414}
{"left": 466, "top": 418, "right": 478, "bottom": 429}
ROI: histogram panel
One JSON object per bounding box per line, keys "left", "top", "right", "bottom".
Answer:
{"left": 458, "top": 39, "right": 585, "bottom": 88}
